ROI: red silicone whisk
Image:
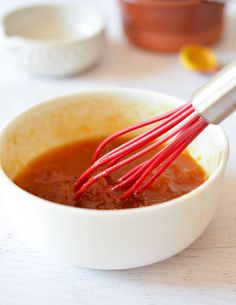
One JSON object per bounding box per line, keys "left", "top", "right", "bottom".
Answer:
{"left": 74, "top": 61, "right": 236, "bottom": 200}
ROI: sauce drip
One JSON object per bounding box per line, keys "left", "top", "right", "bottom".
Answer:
{"left": 14, "top": 138, "right": 207, "bottom": 210}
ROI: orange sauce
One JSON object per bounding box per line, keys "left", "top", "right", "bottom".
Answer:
{"left": 14, "top": 138, "right": 207, "bottom": 210}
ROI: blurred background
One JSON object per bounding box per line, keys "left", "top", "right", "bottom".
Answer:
{"left": 0, "top": 0, "right": 235, "bottom": 124}
{"left": 0, "top": 1, "right": 236, "bottom": 305}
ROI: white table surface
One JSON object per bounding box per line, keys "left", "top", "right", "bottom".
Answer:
{"left": 0, "top": 1, "right": 236, "bottom": 304}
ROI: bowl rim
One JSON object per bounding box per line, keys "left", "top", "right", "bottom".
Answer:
{"left": 0, "top": 88, "right": 230, "bottom": 216}
{"left": 0, "top": 3, "right": 106, "bottom": 46}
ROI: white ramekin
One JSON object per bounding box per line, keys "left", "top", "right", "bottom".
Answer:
{"left": 0, "top": 89, "right": 229, "bottom": 269}
{"left": 0, "top": 4, "right": 105, "bottom": 77}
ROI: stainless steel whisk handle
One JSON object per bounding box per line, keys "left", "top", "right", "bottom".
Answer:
{"left": 192, "top": 61, "right": 236, "bottom": 124}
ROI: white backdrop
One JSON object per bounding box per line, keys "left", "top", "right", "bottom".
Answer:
{"left": 0, "top": 1, "right": 236, "bottom": 305}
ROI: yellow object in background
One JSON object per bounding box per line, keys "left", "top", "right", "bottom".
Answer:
{"left": 179, "top": 45, "right": 219, "bottom": 73}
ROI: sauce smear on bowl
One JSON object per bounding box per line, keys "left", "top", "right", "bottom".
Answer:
{"left": 14, "top": 138, "right": 207, "bottom": 210}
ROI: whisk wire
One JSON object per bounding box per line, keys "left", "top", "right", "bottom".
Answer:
{"left": 93, "top": 102, "right": 194, "bottom": 164}
{"left": 119, "top": 117, "right": 207, "bottom": 200}
{"left": 74, "top": 102, "right": 193, "bottom": 192}
{"left": 137, "top": 119, "right": 207, "bottom": 194}
{"left": 74, "top": 103, "right": 208, "bottom": 200}
{"left": 113, "top": 110, "right": 201, "bottom": 184}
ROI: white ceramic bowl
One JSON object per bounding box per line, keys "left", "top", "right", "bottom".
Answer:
{"left": 0, "top": 89, "right": 229, "bottom": 270}
{"left": 0, "top": 4, "right": 105, "bottom": 77}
